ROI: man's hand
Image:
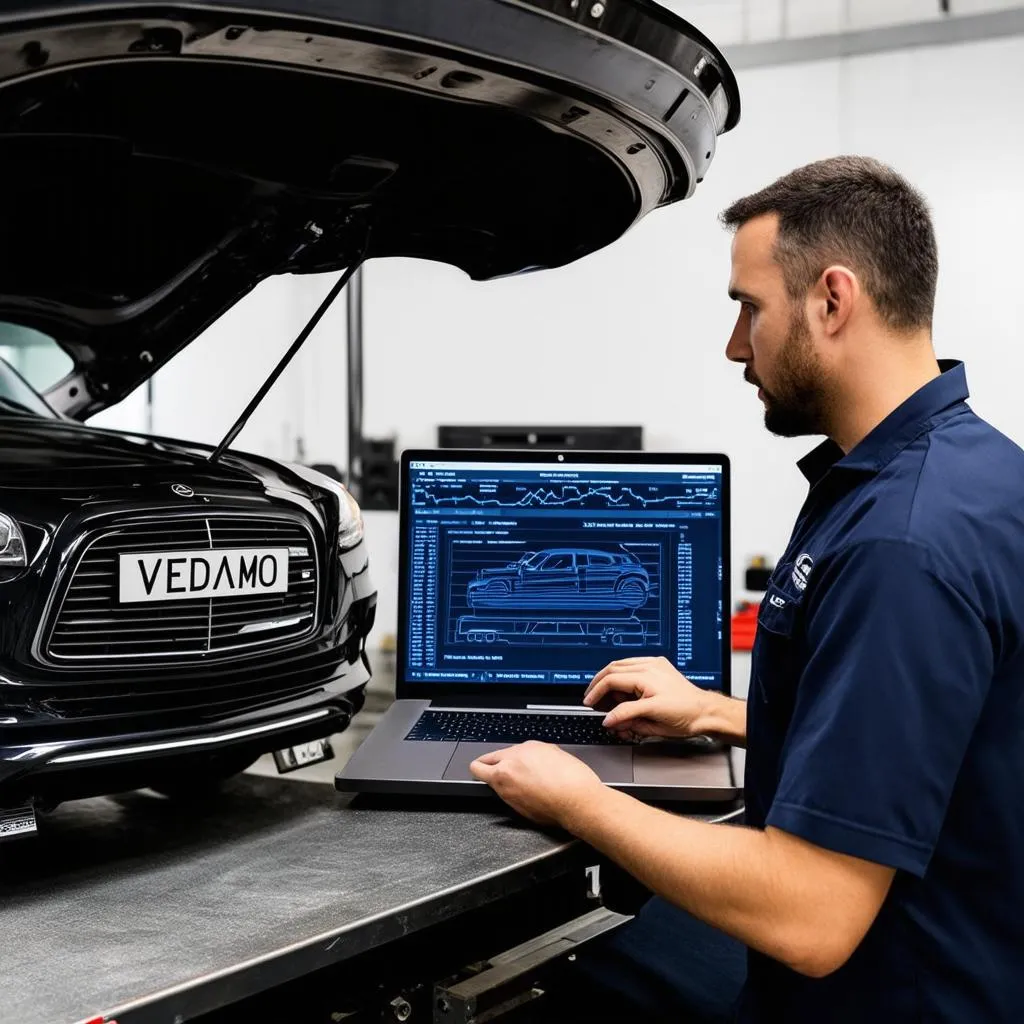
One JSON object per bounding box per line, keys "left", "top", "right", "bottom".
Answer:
{"left": 469, "top": 741, "right": 605, "bottom": 827}
{"left": 584, "top": 656, "right": 727, "bottom": 740}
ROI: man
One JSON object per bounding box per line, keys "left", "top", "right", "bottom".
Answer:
{"left": 470, "top": 156, "right": 1024, "bottom": 1022}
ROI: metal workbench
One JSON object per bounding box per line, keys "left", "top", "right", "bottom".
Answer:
{"left": 0, "top": 773, "right": 597, "bottom": 1024}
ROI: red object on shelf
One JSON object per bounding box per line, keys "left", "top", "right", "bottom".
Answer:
{"left": 731, "top": 601, "right": 761, "bottom": 651}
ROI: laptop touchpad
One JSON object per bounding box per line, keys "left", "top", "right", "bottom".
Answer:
{"left": 444, "top": 742, "right": 633, "bottom": 783}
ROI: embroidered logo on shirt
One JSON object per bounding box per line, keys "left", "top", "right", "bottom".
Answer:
{"left": 768, "top": 594, "right": 787, "bottom": 609}
{"left": 792, "top": 553, "right": 814, "bottom": 592}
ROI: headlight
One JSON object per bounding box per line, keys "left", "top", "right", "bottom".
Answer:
{"left": 335, "top": 484, "right": 365, "bottom": 553}
{"left": 0, "top": 514, "right": 27, "bottom": 569}
{"left": 285, "top": 464, "right": 365, "bottom": 554}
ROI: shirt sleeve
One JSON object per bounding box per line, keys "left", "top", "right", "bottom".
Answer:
{"left": 766, "top": 539, "right": 993, "bottom": 876}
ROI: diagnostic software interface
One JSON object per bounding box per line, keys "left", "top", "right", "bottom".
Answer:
{"left": 403, "top": 458, "right": 727, "bottom": 691}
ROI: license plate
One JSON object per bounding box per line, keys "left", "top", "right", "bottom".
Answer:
{"left": 0, "top": 806, "right": 37, "bottom": 840}
{"left": 118, "top": 548, "right": 289, "bottom": 603}
{"left": 273, "top": 738, "right": 334, "bottom": 773}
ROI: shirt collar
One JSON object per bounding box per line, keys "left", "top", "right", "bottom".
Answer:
{"left": 797, "top": 359, "right": 969, "bottom": 485}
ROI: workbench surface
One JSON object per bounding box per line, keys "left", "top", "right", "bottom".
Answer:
{"left": 0, "top": 775, "right": 583, "bottom": 1024}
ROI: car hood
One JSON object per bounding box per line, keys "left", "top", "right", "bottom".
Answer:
{"left": 0, "top": 0, "right": 738, "bottom": 418}
{"left": 0, "top": 416, "right": 281, "bottom": 495}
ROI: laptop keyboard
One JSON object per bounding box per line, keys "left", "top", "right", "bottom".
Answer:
{"left": 404, "top": 710, "right": 635, "bottom": 746}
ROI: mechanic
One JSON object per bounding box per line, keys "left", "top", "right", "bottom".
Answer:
{"left": 471, "top": 156, "right": 1024, "bottom": 1022}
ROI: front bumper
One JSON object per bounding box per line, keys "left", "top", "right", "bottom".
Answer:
{"left": 0, "top": 649, "right": 371, "bottom": 806}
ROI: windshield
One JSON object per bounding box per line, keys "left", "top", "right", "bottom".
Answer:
{"left": 0, "top": 355, "right": 58, "bottom": 419}
{"left": 0, "top": 321, "right": 68, "bottom": 419}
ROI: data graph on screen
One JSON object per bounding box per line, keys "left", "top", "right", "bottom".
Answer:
{"left": 412, "top": 483, "right": 719, "bottom": 511}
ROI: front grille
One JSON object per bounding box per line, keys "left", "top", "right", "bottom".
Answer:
{"left": 36, "top": 646, "right": 350, "bottom": 726}
{"left": 43, "top": 513, "right": 320, "bottom": 664}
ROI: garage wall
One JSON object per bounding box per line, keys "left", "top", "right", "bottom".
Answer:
{"left": 97, "top": 28, "right": 1024, "bottom": 647}
{"left": 90, "top": 273, "right": 351, "bottom": 467}
{"left": 667, "top": 0, "right": 1024, "bottom": 44}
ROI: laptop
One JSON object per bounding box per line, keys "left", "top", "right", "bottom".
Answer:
{"left": 336, "top": 448, "right": 740, "bottom": 803}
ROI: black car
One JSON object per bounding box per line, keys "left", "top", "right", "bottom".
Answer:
{"left": 0, "top": 352, "right": 377, "bottom": 815}
{"left": 0, "top": 0, "right": 738, "bottom": 823}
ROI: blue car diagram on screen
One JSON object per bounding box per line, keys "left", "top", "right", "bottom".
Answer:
{"left": 466, "top": 548, "right": 652, "bottom": 611}
{"left": 452, "top": 542, "right": 663, "bottom": 650}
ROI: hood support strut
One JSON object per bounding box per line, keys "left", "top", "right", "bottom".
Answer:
{"left": 208, "top": 257, "right": 365, "bottom": 464}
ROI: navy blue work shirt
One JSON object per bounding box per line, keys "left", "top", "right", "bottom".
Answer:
{"left": 740, "top": 361, "right": 1024, "bottom": 1022}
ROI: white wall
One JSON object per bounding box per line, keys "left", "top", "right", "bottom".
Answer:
{"left": 666, "top": 0, "right": 1024, "bottom": 44}
{"left": 90, "top": 274, "right": 351, "bottom": 464}
{"left": 97, "top": 30, "right": 1024, "bottom": 647}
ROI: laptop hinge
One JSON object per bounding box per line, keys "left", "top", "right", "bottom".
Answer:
{"left": 427, "top": 700, "right": 599, "bottom": 715}
{"left": 429, "top": 696, "right": 530, "bottom": 710}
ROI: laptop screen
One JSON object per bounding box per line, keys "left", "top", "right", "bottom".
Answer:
{"left": 398, "top": 452, "right": 730, "bottom": 698}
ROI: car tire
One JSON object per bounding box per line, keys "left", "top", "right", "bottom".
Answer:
{"left": 615, "top": 579, "right": 648, "bottom": 608}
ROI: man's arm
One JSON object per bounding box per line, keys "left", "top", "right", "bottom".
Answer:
{"left": 685, "top": 690, "right": 748, "bottom": 747}
{"left": 472, "top": 742, "right": 892, "bottom": 978}
{"left": 568, "top": 787, "right": 893, "bottom": 978}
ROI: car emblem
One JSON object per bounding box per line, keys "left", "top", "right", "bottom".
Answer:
{"left": 171, "top": 484, "right": 195, "bottom": 498}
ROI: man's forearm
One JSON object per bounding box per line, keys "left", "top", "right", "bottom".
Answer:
{"left": 563, "top": 788, "right": 889, "bottom": 977}
{"left": 694, "top": 692, "right": 748, "bottom": 747}
{"left": 566, "top": 790, "right": 803, "bottom": 967}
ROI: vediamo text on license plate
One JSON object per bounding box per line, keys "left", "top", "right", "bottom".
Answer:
{"left": 118, "top": 548, "right": 289, "bottom": 603}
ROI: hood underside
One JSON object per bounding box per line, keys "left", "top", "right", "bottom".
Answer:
{"left": 0, "top": 0, "right": 739, "bottom": 417}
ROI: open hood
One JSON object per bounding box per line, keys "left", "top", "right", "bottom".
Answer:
{"left": 0, "top": 0, "right": 740, "bottom": 418}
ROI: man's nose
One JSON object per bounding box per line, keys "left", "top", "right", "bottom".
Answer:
{"left": 725, "top": 312, "right": 751, "bottom": 364}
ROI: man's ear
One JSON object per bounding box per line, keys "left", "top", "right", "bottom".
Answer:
{"left": 819, "top": 265, "right": 858, "bottom": 337}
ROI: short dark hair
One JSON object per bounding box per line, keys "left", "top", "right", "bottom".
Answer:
{"left": 720, "top": 156, "right": 938, "bottom": 333}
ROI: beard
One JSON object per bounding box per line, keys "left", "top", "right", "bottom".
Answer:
{"left": 747, "top": 309, "right": 833, "bottom": 438}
